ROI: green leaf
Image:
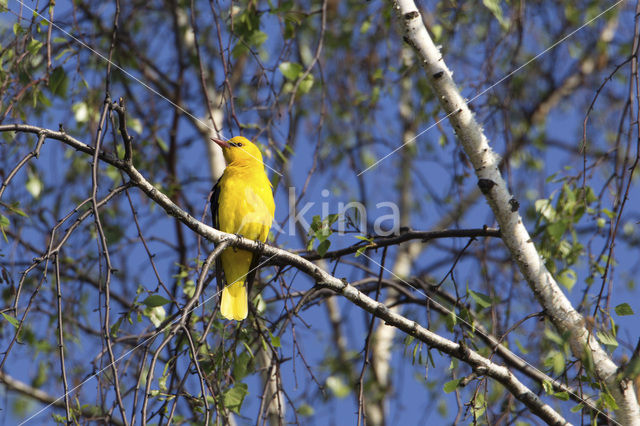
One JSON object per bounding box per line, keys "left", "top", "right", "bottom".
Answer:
{"left": 317, "top": 240, "right": 330, "bottom": 256}
{"left": 26, "top": 170, "right": 42, "bottom": 199}
{"left": 182, "top": 279, "right": 195, "bottom": 298}
{"left": 49, "top": 66, "right": 68, "bottom": 96}
{"left": 431, "top": 24, "right": 442, "bottom": 41}
{"left": 2, "top": 202, "right": 28, "bottom": 217}
{"left": 296, "top": 403, "right": 314, "bottom": 416}
{"left": 597, "top": 331, "right": 618, "bottom": 350}
{"left": 309, "top": 215, "right": 321, "bottom": 231}
{"left": 601, "top": 208, "right": 616, "bottom": 219}
{"left": 557, "top": 269, "right": 576, "bottom": 291}
{"left": 546, "top": 221, "right": 567, "bottom": 241}
{"left": 158, "top": 374, "right": 168, "bottom": 392}
{"left": 141, "top": 295, "right": 171, "bottom": 307}
{"left": 614, "top": 303, "right": 634, "bottom": 316}
{"left": 2, "top": 312, "right": 20, "bottom": 328}
{"left": 471, "top": 392, "right": 486, "bottom": 417}
{"left": 551, "top": 351, "right": 565, "bottom": 375}
{"left": 327, "top": 213, "right": 340, "bottom": 225}
{"left": 73, "top": 102, "right": 89, "bottom": 123}
{"left": 223, "top": 383, "right": 248, "bottom": 413}
{"left": 110, "top": 317, "right": 122, "bottom": 338}
{"left": 482, "top": 0, "right": 508, "bottom": 28}
{"left": 283, "top": 10, "right": 305, "bottom": 25}
{"left": 232, "top": 352, "right": 252, "bottom": 381}
{"left": 283, "top": 20, "right": 297, "bottom": 39}
{"left": 570, "top": 403, "right": 584, "bottom": 413}
{"left": 553, "top": 391, "right": 569, "bottom": 401}
{"left": 143, "top": 306, "right": 166, "bottom": 328}
{"left": 355, "top": 246, "right": 367, "bottom": 257}
{"left": 128, "top": 118, "right": 143, "bottom": 135}
{"left": 27, "top": 38, "right": 43, "bottom": 55}
{"left": 279, "top": 61, "right": 303, "bottom": 80}
{"left": 360, "top": 20, "right": 371, "bottom": 34}
{"left": 601, "top": 390, "right": 619, "bottom": 410}
{"left": 468, "top": 289, "right": 492, "bottom": 309}
{"left": 249, "top": 30, "right": 267, "bottom": 47}
{"left": 2, "top": 312, "right": 19, "bottom": 328}
{"left": 514, "top": 339, "right": 529, "bottom": 354}
{"left": 315, "top": 223, "right": 331, "bottom": 241}
{"left": 445, "top": 308, "right": 456, "bottom": 332}
{"left": 535, "top": 199, "right": 556, "bottom": 221}
{"left": 270, "top": 333, "right": 281, "bottom": 348}
{"left": 156, "top": 137, "right": 168, "bottom": 153}
{"left": 443, "top": 379, "right": 460, "bottom": 393}
{"left": 325, "top": 376, "right": 350, "bottom": 398}
{"left": 298, "top": 73, "right": 314, "bottom": 94}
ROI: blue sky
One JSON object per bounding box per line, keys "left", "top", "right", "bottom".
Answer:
{"left": 1, "top": 0, "right": 639, "bottom": 424}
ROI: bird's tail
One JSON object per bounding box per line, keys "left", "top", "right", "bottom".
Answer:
{"left": 220, "top": 281, "right": 248, "bottom": 320}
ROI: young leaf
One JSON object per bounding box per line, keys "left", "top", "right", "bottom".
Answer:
{"left": 443, "top": 379, "right": 460, "bottom": 393}
{"left": 296, "top": 403, "right": 314, "bottom": 416}
{"left": 279, "top": 62, "right": 303, "bottom": 80}
{"left": 49, "top": 66, "right": 68, "bottom": 96}
{"left": 325, "top": 376, "right": 350, "bottom": 398}
{"left": 223, "top": 383, "right": 249, "bottom": 413}
{"left": 468, "top": 289, "right": 492, "bottom": 309}
{"left": 317, "top": 240, "right": 330, "bottom": 256}
{"left": 2, "top": 312, "right": 19, "bottom": 328}
{"left": 233, "top": 352, "right": 253, "bottom": 381}
{"left": 0, "top": 214, "right": 9, "bottom": 241}
{"left": 614, "top": 303, "right": 634, "bottom": 316}
{"left": 270, "top": 332, "right": 281, "bottom": 348}
{"left": 597, "top": 331, "right": 618, "bottom": 350}
{"left": 141, "top": 295, "right": 171, "bottom": 307}
{"left": 26, "top": 170, "right": 43, "bottom": 199}
{"left": 557, "top": 269, "right": 576, "bottom": 291}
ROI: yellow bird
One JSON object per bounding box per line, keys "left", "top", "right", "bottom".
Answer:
{"left": 210, "top": 136, "right": 275, "bottom": 321}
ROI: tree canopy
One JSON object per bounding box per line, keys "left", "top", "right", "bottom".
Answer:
{"left": 1, "top": 0, "right": 639, "bottom": 424}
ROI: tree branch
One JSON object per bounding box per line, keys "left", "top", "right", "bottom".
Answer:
{"left": 0, "top": 123, "right": 568, "bottom": 425}
{"left": 0, "top": 370, "right": 124, "bottom": 426}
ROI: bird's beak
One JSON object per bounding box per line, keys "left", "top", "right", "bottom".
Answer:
{"left": 211, "top": 137, "right": 230, "bottom": 148}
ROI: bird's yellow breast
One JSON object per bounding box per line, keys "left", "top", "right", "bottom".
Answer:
{"left": 217, "top": 164, "right": 274, "bottom": 241}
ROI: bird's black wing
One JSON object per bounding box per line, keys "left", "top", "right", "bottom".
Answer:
{"left": 210, "top": 179, "right": 221, "bottom": 231}
{"left": 210, "top": 178, "right": 224, "bottom": 292}
{"left": 245, "top": 247, "right": 260, "bottom": 295}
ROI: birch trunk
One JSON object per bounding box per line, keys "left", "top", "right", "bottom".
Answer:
{"left": 389, "top": 1, "right": 640, "bottom": 423}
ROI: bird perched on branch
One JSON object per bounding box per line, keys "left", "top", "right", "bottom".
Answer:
{"left": 210, "top": 136, "right": 275, "bottom": 321}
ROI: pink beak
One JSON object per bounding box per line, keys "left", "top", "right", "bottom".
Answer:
{"left": 211, "top": 137, "right": 230, "bottom": 148}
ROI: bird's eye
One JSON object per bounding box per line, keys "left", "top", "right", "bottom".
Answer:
{"left": 236, "top": 142, "right": 243, "bottom": 147}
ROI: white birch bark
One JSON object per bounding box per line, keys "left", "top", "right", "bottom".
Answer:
{"left": 369, "top": 48, "right": 418, "bottom": 424}
{"left": 258, "top": 347, "right": 286, "bottom": 425}
{"left": 390, "top": 0, "right": 640, "bottom": 423}
{"left": 177, "top": 8, "right": 226, "bottom": 182}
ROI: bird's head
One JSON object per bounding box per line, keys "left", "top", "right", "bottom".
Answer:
{"left": 211, "top": 136, "right": 265, "bottom": 165}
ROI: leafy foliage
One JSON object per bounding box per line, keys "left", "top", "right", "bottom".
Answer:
{"left": 0, "top": 0, "right": 638, "bottom": 424}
